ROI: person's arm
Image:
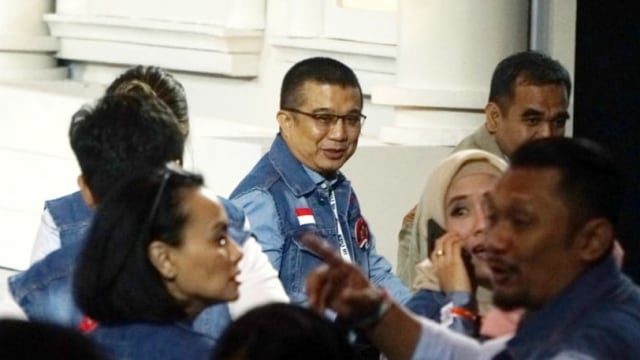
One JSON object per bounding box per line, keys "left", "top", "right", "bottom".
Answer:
{"left": 227, "top": 235, "right": 289, "bottom": 319}
{"left": 428, "top": 233, "right": 479, "bottom": 336}
{"left": 367, "top": 231, "right": 412, "bottom": 304}
{"left": 30, "top": 208, "right": 61, "bottom": 264}
{"left": 230, "top": 190, "right": 284, "bottom": 271}
{"left": 304, "top": 235, "right": 480, "bottom": 360}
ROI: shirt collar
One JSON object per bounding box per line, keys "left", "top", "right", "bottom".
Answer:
{"left": 506, "top": 255, "right": 622, "bottom": 356}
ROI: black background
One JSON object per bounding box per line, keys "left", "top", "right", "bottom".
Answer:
{"left": 575, "top": 0, "right": 640, "bottom": 283}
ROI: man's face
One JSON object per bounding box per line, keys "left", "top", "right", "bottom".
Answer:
{"left": 485, "top": 168, "right": 585, "bottom": 310}
{"left": 487, "top": 80, "right": 569, "bottom": 157}
{"left": 278, "top": 81, "right": 362, "bottom": 177}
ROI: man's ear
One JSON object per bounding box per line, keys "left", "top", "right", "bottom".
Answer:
{"left": 277, "top": 110, "right": 293, "bottom": 139}
{"left": 485, "top": 102, "right": 503, "bottom": 134}
{"left": 574, "top": 218, "right": 615, "bottom": 263}
{"left": 77, "top": 175, "right": 96, "bottom": 209}
{"left": 148, "top": 241, "right": 177, "bottom": 280}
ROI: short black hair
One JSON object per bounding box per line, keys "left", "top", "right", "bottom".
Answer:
{"left": 0, "top": 319, "right": 108, "bottom": 359}
{"left": 280, "top": 57, "right": 362, "bottom": 109}
{"left": 74, "top": 165, "right": 204, "bottom": 323}
{"left": 489, "top": 51, "right": 572, "bottom": 110}
{"left": 510, "top": 137, "right": 624, "bottom": 230}
{"left": 212, "top": 303, "right": 356, "bottom": 360}
{"left": 69, "top": 94, "right": 185, "bottom": 203}
{"left": 106, "top": 65, "right": 189, "bottom": 136}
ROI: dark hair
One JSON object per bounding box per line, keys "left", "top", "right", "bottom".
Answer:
{"left": 106, "top": 65, "right": 189, "bottom": 136}
{"left": 212, "top": 303, "right": 356, "bottom": 360}
{"left": 69, "top": 94, "right": 185, "bottom": 203}
{"left": 74, "top": 165, "right": 204, "bottom": 323}
{"left": 510, "top": 137, "right": 624, "bottom": 230}
{"left": 280, "top": 57, "right": 362, "bottom": 109}
{"left": 0, "top": 319, "right": 108, "bottom": 359}
{"left": 488, "top": 51, "right": 572, "bottom": 111}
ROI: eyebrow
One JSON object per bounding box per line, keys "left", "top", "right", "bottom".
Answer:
{"left": 554, "top": 111, "right": 571, "bottom": 121}
{"left": 520, "top": 108, "right": 570, "bottom": 121}
{"left": 210, "top": 221, "right": 228, "bottom": 233}
{"left": 521, "top": 108, "right": 544, "bottom": 117}
{"left": 446, "top": 194, "right": 470, "bottom": 206}
{"left": 311, "top": 107, "right": 362, "bottom": 114}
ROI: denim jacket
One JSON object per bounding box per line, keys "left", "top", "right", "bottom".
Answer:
{"left": 230, "top": 133, "right": 410, "bottom": 305}
{"left": 410, "top": 255, "right": 640, "bottom": 360}
{"left": 8, "top": 191, "right": 248, "bottom": 341}
{"left": 406, "top": 289, "right": 478, "bottom": 337}
{"left": 87, "top": 321, "right": 214, "bottom": 360}
{"left": 501, "top": 256, "right": 640, "bottom": 359}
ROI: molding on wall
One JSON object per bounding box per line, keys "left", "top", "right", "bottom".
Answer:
{"left": 270, "top": 36, "right": 396, "bottom": 95}
{"left": 0, "top": 34, "right": 64, "bottom": 81}
{"left": 44, "top": 14, "right": 264, "bottom": 77}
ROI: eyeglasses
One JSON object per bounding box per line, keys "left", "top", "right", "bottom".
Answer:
{"left": 145, "top": 162, "right": 191, "bottom": 227}
{"left": 104, "top": 165, "right": 174, "bottom": 290}
{"left": 146, "top": 169, "right": 172, "bottom": 228}
{"left": 282, "top": 108, "right": 366, "bottom": 129}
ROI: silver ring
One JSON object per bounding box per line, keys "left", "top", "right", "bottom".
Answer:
{"left": 435, "top": 249, "right": 444, "bottom": 256}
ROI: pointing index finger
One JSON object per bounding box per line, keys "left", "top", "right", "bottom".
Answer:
{"left": 302, "top": 233, "right": 343, "bottom": 266}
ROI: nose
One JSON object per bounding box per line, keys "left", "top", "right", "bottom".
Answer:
{"left": 327, "top": 118, "right": 348, "bottom": 140}
{"left": 472, "top": 204, "right": 489, "bottom": 237}
{"left": 536, "top": 122, "right": 553, "bottom": 138}
{"left": 486, "top": 224, "right": 510, "bottom": 255}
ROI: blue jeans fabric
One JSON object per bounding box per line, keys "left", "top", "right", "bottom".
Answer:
{"left": 230, "top": 133, "right": 411, "bottom": 305}
{"left": 8, "top": 191, "right": 246, "bottom": 341}
{"left": 409, "top": 256, "right": 640, "bottom": 360}
{"left": 88, "top": 322, "right": 214, "bottom": 360}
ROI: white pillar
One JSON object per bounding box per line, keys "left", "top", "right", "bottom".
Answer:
{"left": 373, "top": 0, "right": 529, "bottom": 145}
{"left": 0, "top": 0, "right": 65, "bottom": 81}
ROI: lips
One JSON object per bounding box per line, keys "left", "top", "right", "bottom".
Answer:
{"left": 230, "top": 269, "right": 241, "bottom": 284}
{"left": 486, "top": 257, "right": 518, "bottom": 286}
{"left": 322, "top": 148, "right": 346, "bottom": 160}
{"left": 470, "top": 245, "right": 488, "bottom": 260}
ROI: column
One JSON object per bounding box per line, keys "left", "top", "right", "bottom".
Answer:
{"left": 373, "top": 0, "right": 529, "bottom": 145}
{"left": 0, "top": 0, "right": 65, "bottom": 81}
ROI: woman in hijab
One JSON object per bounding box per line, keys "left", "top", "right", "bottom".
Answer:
{"left": 398, "top": 149, "right": 520, "bottom": 338}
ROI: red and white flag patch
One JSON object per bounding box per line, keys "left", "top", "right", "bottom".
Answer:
{"left": 295, "top": 207, "right": 315, "bottom": 225}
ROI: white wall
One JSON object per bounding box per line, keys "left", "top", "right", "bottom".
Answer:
{"left": 0, "top": 0, "right": 577, "bottom": 274}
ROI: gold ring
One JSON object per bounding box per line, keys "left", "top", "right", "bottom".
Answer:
{"left": 435, "top": 249, "right": 444, "bottom": 256}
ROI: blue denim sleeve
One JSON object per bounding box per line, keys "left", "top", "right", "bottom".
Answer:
{"left": 447, "top": 291, "right": 478, "bottom": 336}
{"left": 230, "top": 190, "right": 283, "bottom": 272}
{"left": 366, "top": 232, "right": 412, "bottom": 304}
{"left": 405, "top": 289, "right": 477, "bottom": 337}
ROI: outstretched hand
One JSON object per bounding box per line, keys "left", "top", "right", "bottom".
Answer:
{"left": 305, "top": 234, "right": 423, "bottom": 360}
{"left": 304, "top": 234, "right": 386, "bottom": 323}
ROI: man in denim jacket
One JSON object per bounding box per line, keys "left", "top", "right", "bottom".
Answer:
{"left": 230, "top": 57, "right": 410, "bottom": 305}
{"left": 306, "top": 137, "right": 640, "bottom": 360}
{"left": 9, "top": 92, "right": 286, "bottom": 341}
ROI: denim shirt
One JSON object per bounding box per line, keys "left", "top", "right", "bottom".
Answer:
{"left": 8, "top": 191, "right": 248, "bottom": 341}
{"left": 230, "top": 133, "right": 410, "bottom": 305}
{"left": 410, "top": 255, "right": 640, "bottom": 360}
{"left": 501, "top": 256, "right": 640, "bottom": 359}
{"left": 406, "top": 289, "right": 477, "bottom": 337}
{"left": 87, "top": 321, "right": 214, "bottom": 360}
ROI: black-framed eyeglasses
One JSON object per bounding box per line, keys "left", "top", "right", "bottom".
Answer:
{"left": 146, "top": 170, "right": 172, "bottom": 229}
{"left": 282, "top": 108, "right": 366, "bottom": 129}
{"left": 145, "top": 162, "right": 191, "bottom": 228}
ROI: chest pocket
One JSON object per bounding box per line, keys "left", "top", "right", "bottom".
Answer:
{"left": 281, "top": 224, "right": 337, "bottom": 305}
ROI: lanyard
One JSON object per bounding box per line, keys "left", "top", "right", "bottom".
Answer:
{"left": 329, "top": 188, "right": 351, "bottom": 262}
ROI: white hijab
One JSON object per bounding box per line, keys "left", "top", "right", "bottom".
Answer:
{"left": 405, "top": 150, "right": 507, "bottom": 290}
